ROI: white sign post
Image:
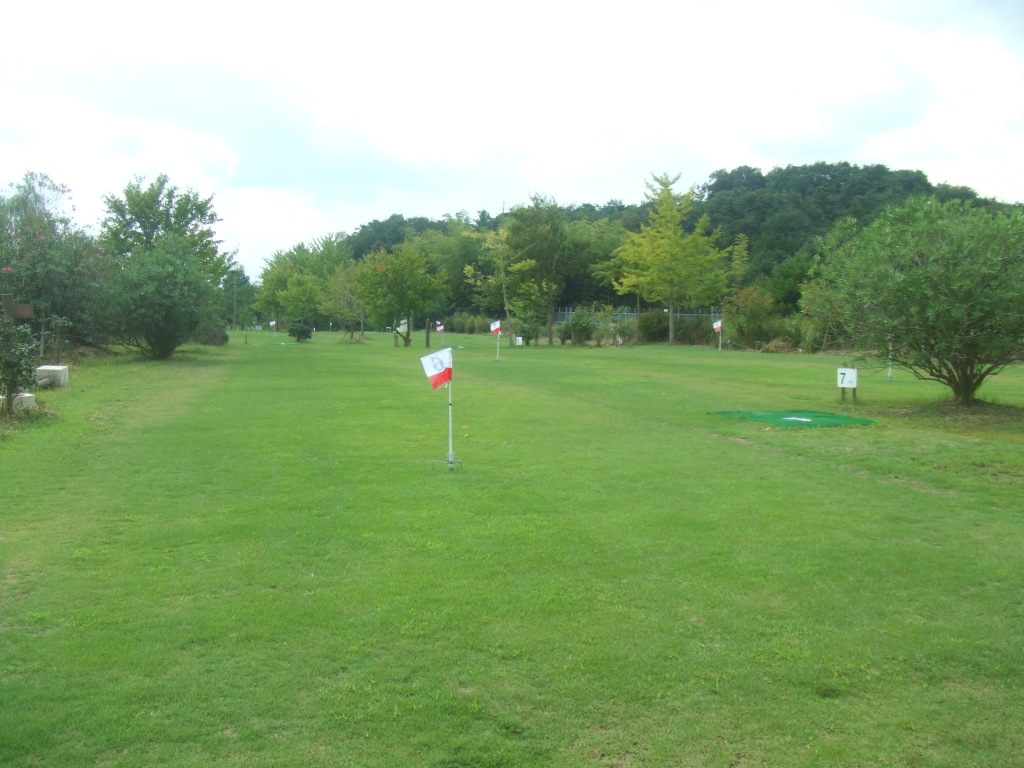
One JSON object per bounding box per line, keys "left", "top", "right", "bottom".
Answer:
{"left": 838, "top": 367, "right": 858, "bottom": 401}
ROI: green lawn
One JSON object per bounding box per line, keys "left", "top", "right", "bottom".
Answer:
{"left": 2, "top": 332, "right": 1022, "bottom": 767}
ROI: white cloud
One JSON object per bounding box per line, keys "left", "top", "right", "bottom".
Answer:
{"left": 3, "top": 0, "right": 1023, "bottom": 280}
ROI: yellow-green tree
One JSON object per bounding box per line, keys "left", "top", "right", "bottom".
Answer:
{"left": 611, "top": 173, "right": 747, "bottom": 343}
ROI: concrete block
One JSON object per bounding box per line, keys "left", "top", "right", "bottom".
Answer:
{"left": 0, "top": 393, "right": 37, "bottom": 410}
{"left": 37, "top": 365, "right": 69, "bottom": 388}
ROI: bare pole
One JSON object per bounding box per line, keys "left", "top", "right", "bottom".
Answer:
{"left": 447, "top": 380, "right": 455, "bottom": 471}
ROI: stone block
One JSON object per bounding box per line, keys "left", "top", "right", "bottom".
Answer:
{"left": 0, "top": 393, "right": 37, "bottom": 410}
{"left": 36, "top": 365, "right": 69, "bottom": 388}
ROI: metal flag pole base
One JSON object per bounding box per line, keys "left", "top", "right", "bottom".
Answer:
{"left": 433, "top": 454, "right": 462, "bottom": 472}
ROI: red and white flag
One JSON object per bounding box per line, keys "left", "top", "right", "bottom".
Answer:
{"left": 420, "top": 347, "right": 453, "bottom": 390}
{"left": 436, "top": 322, "right": 444, "bottom": 332}
{"left": 269, "top": 320, "right": 277, "bottom": 328}
{"left": 490, "top": 320, "right": 501, "bottom": 334}
{"left": 713, "top": 319, "right": 722, "bottom": 333}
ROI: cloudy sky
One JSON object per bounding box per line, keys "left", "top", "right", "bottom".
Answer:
{"left": 3, "top": 0, "right": 1022, "bottom": 279}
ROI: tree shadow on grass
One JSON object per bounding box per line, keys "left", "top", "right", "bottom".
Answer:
{"left": 869, "top": 399, "right": 1024, "bottom": 432}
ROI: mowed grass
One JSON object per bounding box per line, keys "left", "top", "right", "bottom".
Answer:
{"left": 2, "top": 332, "right": 1023, "bottom": 767}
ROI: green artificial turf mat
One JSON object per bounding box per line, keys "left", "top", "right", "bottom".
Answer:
{"left": 714, "top": 410, "right": 874, "bottom": 427}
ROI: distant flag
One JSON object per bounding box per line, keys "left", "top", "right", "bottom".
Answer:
{"left": 436, "top": 322, "right": 445, "bottom": 332}
{"left": 713, "top": 319, "right": 722, "bottom": 332}
{"left": 269, "top": 320, "right": 277, "bottom": 328}
{"left": 490, "top": 320, "right": 501, "bottom": 334}
{"left": 420, "top": 347, "right": 453, "bottom": 390}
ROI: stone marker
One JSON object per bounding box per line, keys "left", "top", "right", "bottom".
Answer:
{"left": 36, "top": 365, "right": 69, "bottom": 388}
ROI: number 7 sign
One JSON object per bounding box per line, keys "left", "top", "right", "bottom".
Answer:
{"left": 838, "top": 368, "right": 858, "bottom": 388}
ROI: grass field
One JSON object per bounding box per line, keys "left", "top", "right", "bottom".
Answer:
{"left": 2, "top": 331, "right": 1023, "bottom": 767}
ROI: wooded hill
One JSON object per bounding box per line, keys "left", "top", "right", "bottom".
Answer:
{"left": 336, "top": 162, "right": 1016, "bottom": 315}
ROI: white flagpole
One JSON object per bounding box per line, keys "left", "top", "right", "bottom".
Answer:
{"left": 718, "top": 321, "right": 722, "bottom": 352}
{"left": 495, "top": 331, "right": 501, "bottom": 362}
{"left": 446, "top": 380, "right": 455, "bottom": 471}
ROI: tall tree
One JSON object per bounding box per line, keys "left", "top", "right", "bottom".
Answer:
{"left": 321, "top": 260, "right": 365, "bottom": 337}
{"left": 0, "top": 173, "right": 112, "bottom": 344}
{"left": 609, "top": 174, "right": 747, "bottom": 343}
{"left": 505, "top": 195, "right": 568, "bottom": 344}
{"left": 464, "top": 225, "right": 541, "bottom": 343}
{"left": 219, "top": 266, "right": 257, "bottom": 330}
{"left": 278, "top": 273, "right": 325, "bottom": 328}
{"left": 803, "top": 196, "right": 1024, "bottom": 404}
{"left": 354, "top": 244, "right": 447, "bottom": 347}
{"left": 254, "top": 235, "right": 355, "bottom": 331}
{"left": 101, "top": 174, "right": 231, "bottom": 281}
{"left": 406, "top": 219, "right": 481, "bottom": 314}
{"left": 562, "top": 217, "right": 628, "bottom": 306}
{"left": 254, "top": 253, "right": 298, "bottom": 327}
{"left": 100, "top": 175, "right": 229, "bottom": 359}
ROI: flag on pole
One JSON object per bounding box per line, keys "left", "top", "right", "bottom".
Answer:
{"left": 269, "top": 320, "right": 277, "bottom": 328}
{"left": 490, "top": 320, "right": 501, "bottom": 334}
{"left": 713, "top": 319, "right": 722, "bottom": 332}
{"left": 420, "top": 347, "right": 453, "bottom": 390}
{"left": 436, "top": 322, "right": 444, "bottom": 332}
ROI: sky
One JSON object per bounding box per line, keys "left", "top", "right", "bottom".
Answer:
{"left": 3, "top": 0, "right": 1022, "bottom": 280}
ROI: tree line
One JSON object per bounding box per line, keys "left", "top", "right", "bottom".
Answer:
{"left": 3, "top": 162, "right": 1023, "bottom": 403}
{"left": 252, "top": 162, "right": 1015, "bottom": 347}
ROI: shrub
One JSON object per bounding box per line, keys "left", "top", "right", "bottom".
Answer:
{"left": 449, "top": 312, "right": 494, "bottom": 334}
{"left": 288, "top": 324, "right": 313, "bottom": 342}
{"left": 515, "top": 314, "right": 543, "bottom": 346}
{"left": 672, "top": 315, "right": 716, "bottom": 345}
{"left": 764, "top": 339, "right": 793, "bottom": 353}
{"left": 637, "top": 311, "right": 669, "bottom": 343}
{"left": 613, "top": 316, "right": 638, "bottom": 345}
{"left": 1, "top": 317, "right": 37, "bottom": 418}
{"left": 192, "top": 313, "right": 229, "bottom": 346}
{"left": 591, "top": 305, "right": 615, "bottom": 347}
{"left": 724, "top": 285, "right": 787, "bottom": 348}
{"left": 561, "top": 309, "right": 597, "bottom": 345}
{"left": 557, "top": 322, "right": 571, "bottom": 345}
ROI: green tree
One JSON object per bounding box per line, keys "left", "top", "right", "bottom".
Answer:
{"left": 220, "top": 266, "right": 257, "bottom": 330}
{"left": 101, "top": 174, "right": 231, "bottom": 281}
{"left": 803, "top": 196, "right": 1024, "bottom": 404}
{"left": 562, "top": 217, "right": 628, "bottom": 307}
{"left": 321, "top": 260, "right": 365, "bottom": 338}
{"left": 0, "top": 315, "right": 37, "bottom": 418}
{"left": 100, "top": 175, "right": 229, "bottom": 359}
{"left": 278, "top": 273, "right": 325, "bottom": 328}
{"left": 255, "top": 235, "right": 354, "bottom": 331}
{"left": 463, "top": 225, "right": 540, "bottom": 343}
{"left": 609, "top": 173, "right": 747, "bottom": 343}
{"left": 109, "top": 233, "right": 218, "bottom": 359}
{"left": 254, "top": 254, "right": 297, "bottom": 327}
{"left": 354, "top": 244, "right": 447, "bottom": 347}
{"left": 0, "top": 173, "right": 112, "bottom": 345}
{"left": 764, "top": 250, "right": 813, "bottom": 312}
{"left": 505, "top": 195, "right": 568, "bottom": 344}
